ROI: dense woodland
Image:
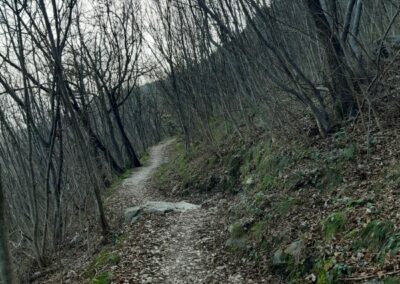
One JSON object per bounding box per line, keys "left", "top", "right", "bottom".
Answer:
{"left": 0, "top": 0, "right": 400, "bottom": 283}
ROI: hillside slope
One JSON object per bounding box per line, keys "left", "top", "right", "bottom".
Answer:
{"left": 155, "top": 125, "right": 400, "bottom": 284}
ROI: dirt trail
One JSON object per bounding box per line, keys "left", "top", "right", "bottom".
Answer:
{"left": 122, "top": 139, "right": 174, "bottom": 202}
{"left": 111, "top": 139, "right": 268, "bottom": 283}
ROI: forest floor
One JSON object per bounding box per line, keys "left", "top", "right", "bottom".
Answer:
{"left": 35, "top": 138, "right": 272, "bottom": 283}
{"left": 32, "top": 122, "right": 400, "bottom": 284}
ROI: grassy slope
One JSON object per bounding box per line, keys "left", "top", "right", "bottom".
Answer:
{"left": 156, "top": 124, "right": 400, "bottom": 284}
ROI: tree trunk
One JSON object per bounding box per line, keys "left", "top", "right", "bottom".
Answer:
{"left": 99, "top": 95, "right": 124, "bottom": 163}
{"left": 306, "top": 0, "right": 356, "bottom": 119}
{"left": 69, "top": 98, "right": 124, "bottom": 174}
{"left": 108, "top": 92, "right": 141, "bottom": 168}
{"left": 0, "top": 172, "right": 16, "bottom": 284}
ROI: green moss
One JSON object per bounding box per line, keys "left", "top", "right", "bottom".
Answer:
{"left": 313, "top": 259, "right": 349, "bottom": 284}
{"left": 91, "top": 272, "right": 114, "bottom": 284}
{"left": 322, "top": 212, "right": 347, "bottom": 240}
{"left": 83, "top": 249, "right": 121, "bottom": 280}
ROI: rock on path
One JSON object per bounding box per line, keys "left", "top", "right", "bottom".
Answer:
{"left": 124, "top": 201, "right": 201, "bottom": 223}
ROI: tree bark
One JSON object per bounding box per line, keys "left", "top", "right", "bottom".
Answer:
{"left": 0, "top": 171, "right": 16, "bottom": 284}
{"left": 306, "top": 0, "right": 356, "bottom": 119}
{"left": 109, "top": 94, "right": 141, "bottom": 168}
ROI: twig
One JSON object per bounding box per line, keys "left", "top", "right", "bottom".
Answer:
{"left": 340, "top": 270, "right": 400, "bottom": 282}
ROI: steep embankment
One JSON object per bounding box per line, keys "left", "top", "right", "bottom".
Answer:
{"left": 153, "top": 127, "right": 400, "bottom": 284}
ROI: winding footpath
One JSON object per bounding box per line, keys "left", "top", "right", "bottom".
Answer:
{"left": 105, "top": 139, "right": 269, "bottom": 283}
{"left": 31, "top": 140, "right": 272, "bottom": 283}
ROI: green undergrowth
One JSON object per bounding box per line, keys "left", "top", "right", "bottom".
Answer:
{"left": 140, "top": 150, "right": 150, "bottom": 165}
{"left": 153, "top": 123, "right": 399, "bottom": 283}
{"left": 86, "top": 149, "right": 151, "bottom": 282}
{"left": 83, "top": 247, "right": 121, "bottom": 283}
{"left": 322, "top": 212, "right": 347, "bottom": 240}
{"left": 82, "top": 233, "right": 126, "bottom": 283}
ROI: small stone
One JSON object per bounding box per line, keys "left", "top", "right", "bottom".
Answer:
{"left": 272, "top": 249, "right": 285, "bottom": 266}
{"left": 245, "top": 177, "right": 255, "bottom": 185}
{"left": 305, "top": 273, "right": 316, "bottom": 282}
{"left": 171, "top": 185, "right": 179, "bottom": 194}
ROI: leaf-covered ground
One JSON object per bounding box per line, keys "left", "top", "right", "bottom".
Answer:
{"left": 30, "top": 114, "right": 400, "bottom": 283}
{"left": 32, "top": 138, "right": 276, "bottom": 283}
